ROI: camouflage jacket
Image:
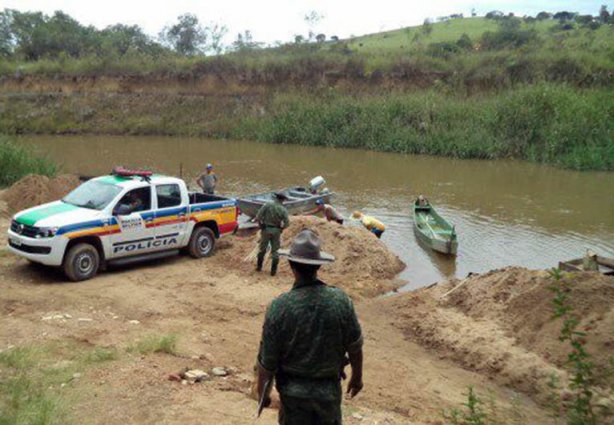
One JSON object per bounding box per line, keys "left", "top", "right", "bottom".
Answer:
{"left": 255, "top": 200, "right": 289, "bottom": 229}
{"left": 257, "top": 278, "right": 363, "bottom": 401}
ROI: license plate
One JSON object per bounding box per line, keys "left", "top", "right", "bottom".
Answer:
{"left": 10, "top": 238, "right": 22, "bottom": 246}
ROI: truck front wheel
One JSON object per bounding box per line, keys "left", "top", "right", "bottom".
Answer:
{"left": 188, "top": 227, "right": 216, "bottom": 258}
{"left": 63, "top": 243, "right": 100, "bottom": 282}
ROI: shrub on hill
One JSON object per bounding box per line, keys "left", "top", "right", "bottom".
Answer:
{"left": 481, "top": 18, "right": 538, "bottom": 49}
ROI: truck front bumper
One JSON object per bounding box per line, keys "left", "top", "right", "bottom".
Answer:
{"left": 7, "top": 230, "right": 67, "bottom": 266}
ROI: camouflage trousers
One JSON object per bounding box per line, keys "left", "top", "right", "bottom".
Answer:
{"left": 278, "top": 395, "right": 341, "bottom": 425}
{"left": 259, "top": 227, "right": 282, "bottom": 260}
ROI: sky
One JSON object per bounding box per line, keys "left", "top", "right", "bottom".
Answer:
{"left": 2, "top": 1, "right": 607, "bottom": 45}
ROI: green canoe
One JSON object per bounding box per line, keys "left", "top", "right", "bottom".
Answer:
{"left": 413, "top": 199, "right": 458, "bottom": 255}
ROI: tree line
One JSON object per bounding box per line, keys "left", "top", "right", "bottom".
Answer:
{"left": 0, "top": 9, "right": 227, "bottom": 61}
{"left": 485, "top": 5, "right": 614, "bottom": 28}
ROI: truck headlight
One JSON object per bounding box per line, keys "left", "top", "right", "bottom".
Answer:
{"left": 34, "top": 227, "right": 58, "bottom": 238}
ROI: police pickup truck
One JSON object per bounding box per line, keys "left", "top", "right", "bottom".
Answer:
{"left": 7, "top": 170, "right": 239, "bottom": 281}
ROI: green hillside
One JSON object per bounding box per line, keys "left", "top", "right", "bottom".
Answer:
{"left": 350, "top": 16, "right": 613, "bottom": 56}
{"left": 348, "top": 16, "right": 614, "bottom": 51}
{"left": 350, "top": 17, "right": 503, "bottom": 51}
{"left": 214, "top": 16, "right": 614, "bottom": 86}
{"left": 2, "top": 14, "right": 614, "bottom": 82}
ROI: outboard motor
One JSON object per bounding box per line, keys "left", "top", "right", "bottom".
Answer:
{"left": 309, "top": 176, "right": 326, "bottom": 193}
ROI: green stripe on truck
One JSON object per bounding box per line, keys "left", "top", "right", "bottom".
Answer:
{"left": 16, "top": 203, "right": 78, "bottom": 226}
{"left": 97, "top": 175, "right": 131, "bottom": 184}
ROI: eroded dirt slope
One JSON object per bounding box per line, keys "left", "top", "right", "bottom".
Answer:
{"left": 386, "top": 267, "right": 614, "bottom": 411}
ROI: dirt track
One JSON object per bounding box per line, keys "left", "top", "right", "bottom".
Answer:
{"left": 3, "top": 183, "right": 607, "bottom": 424}
{"left": 0, "top": 253, "right": 551, "bottom": 424}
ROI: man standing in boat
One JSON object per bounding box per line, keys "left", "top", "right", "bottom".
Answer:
{"left": 256, "top": 230, "right": 364, "bottom": 423}
{"left": 197, "top": 163, "right": 218, "bottom": 195}
{"left": 254, "top": 192, "right": 290, "bottom": 276}
{"left": 416, "top": 195, "right": 429, "bottom": 207}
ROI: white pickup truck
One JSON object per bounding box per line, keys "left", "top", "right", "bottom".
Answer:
{"left": 7, "top": 172, "right": 239, "bottom": 281}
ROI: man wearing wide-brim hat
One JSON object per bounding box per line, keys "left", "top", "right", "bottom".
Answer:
{"left": 256, "top": 229, "right": 364, "bottom": 424}
{"left": 254, "top": 192, "right": 290, "bottom": 276}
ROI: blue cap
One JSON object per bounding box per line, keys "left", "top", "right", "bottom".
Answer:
{"left": 316, "top": 199, "right": 324, "bottom": 205}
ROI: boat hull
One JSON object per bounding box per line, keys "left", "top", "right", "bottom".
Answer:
{"left": 412, "top": 203, "right": 458, "bottom": 255}
{"left": 414, "top": 225, "right": 458, "bottom": 255}
{"left": 238, "top": 188, "right": 334, "bottom": 218}
{"left": 559, "top": 256, "right": 614, "bottom": 275}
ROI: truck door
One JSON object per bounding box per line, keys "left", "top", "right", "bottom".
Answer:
{"left": 152, "top": 183, "right": 189, "bottom": 250}
{"left": 109, "top": 186, "right": 156, "bottom": 258}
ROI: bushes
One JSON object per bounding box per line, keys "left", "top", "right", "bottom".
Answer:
{"left": 481, "top": 18, "right": 538, "bottom": 50}
{"left": 427, "top": 42, "right": 461, "bottom": 58}
{"left": 1, "top": 16, "right": 612, "bottom": 92}
{"left": 1, "top": 85, "right": 612, "bottom": 171}
{"left": 0, "top": 136, "right": 58, "bottom": 186}
{"left": 231, "top": 84, "right": 614, "bottom": 170}
{"left": 490, "top": 85, "right": 614, "bottom": 169}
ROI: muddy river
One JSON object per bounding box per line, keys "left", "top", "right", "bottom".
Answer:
{"left": 19, "top": 135, "right": 614, "bottom": 290}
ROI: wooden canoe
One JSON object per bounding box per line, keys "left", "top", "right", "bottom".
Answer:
{"left": 413, "top": 201, "right": 458, "bottom": 255}
{"left": 237, "top": 187, "right": 334, "bottom": 218}
{"left": 559, "top": 255, "right": 614, "bottom": 275}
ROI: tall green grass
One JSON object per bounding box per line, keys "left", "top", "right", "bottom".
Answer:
{"left": 0, "top": 342, "right": 122, "bottom": 425}
{"left": 0, "top": 137, "right": 58, "bottom": 187}
{"left": 232, "top": 84, "right": 614, "bottom": 171}
{"left": 127, "top": 334, "right": 178, "bottom": 355}
{"left": 1, "top": 85, "right": 612, "bottom": 171}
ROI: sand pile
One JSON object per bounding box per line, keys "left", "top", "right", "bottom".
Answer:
{"left": 0, "top": 191, "right": 8, "bottom": 219}
{"left": 386, "top": 267, "right": 614, "bottom": 406}
{"left": 438, "top": 267, "right": 614, "bottom": 378}
{"left": 2, "top": 174, "right": 81, "bottom": 213}
{"left": 222, "top": 216, "right": 406, "bottom": 298}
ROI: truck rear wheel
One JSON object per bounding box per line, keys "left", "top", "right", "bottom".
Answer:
{"left": 63, "top": 243, "right": 100, "bottom": 282}
{"left": 188, "top": 227, "right": 216, "bottom": 258}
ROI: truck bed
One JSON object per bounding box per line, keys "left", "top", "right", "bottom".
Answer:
{"left": 188, "top": 192, "right": 230, "bottom": 204}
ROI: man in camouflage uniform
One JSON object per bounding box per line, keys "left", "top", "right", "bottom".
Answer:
{"left": 256, "top": 230, "right": 364, "bottom": 424}
{"left": 255, "top": 192, "right": 290, "bottom": 276}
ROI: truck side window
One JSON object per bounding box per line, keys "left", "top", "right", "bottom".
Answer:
{"left": 156, "top": 184, "right": 181, "bottom": 208}
{"left": 116, "top": 187, "right": 151, "bottom": 213}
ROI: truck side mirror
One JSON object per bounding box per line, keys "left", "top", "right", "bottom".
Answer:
{"left": 113, "top": 204, "right": 132, "bottom": 216}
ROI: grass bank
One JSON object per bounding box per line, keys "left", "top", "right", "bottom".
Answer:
{"left": 0, "top": 136, "right": 58, "bottom": 187}
{"left": 1, "top": 84, "right": 612, "bottom": 171}
{"left": 236, "top": 84, "right": 614, "bottom": 171}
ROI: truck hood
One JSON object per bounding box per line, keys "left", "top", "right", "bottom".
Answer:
{"left": 14, "top": 201, "right": 106, "bottom": 228}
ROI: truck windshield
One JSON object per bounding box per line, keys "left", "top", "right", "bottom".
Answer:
{"left": 63, "top": 180, "right": 122, "bottom": 210}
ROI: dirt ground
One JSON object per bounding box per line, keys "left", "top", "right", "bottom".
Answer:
{"left": 3, "top": 180, "right": 609, "bottom": 424}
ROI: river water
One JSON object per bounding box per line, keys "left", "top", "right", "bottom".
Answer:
{"left": 19, "top": 135, "right": 614, "bottom": 290}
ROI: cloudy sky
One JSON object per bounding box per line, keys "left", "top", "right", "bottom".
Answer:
{"left": 4, "top": 1, "right": 606, "bottom": 44}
